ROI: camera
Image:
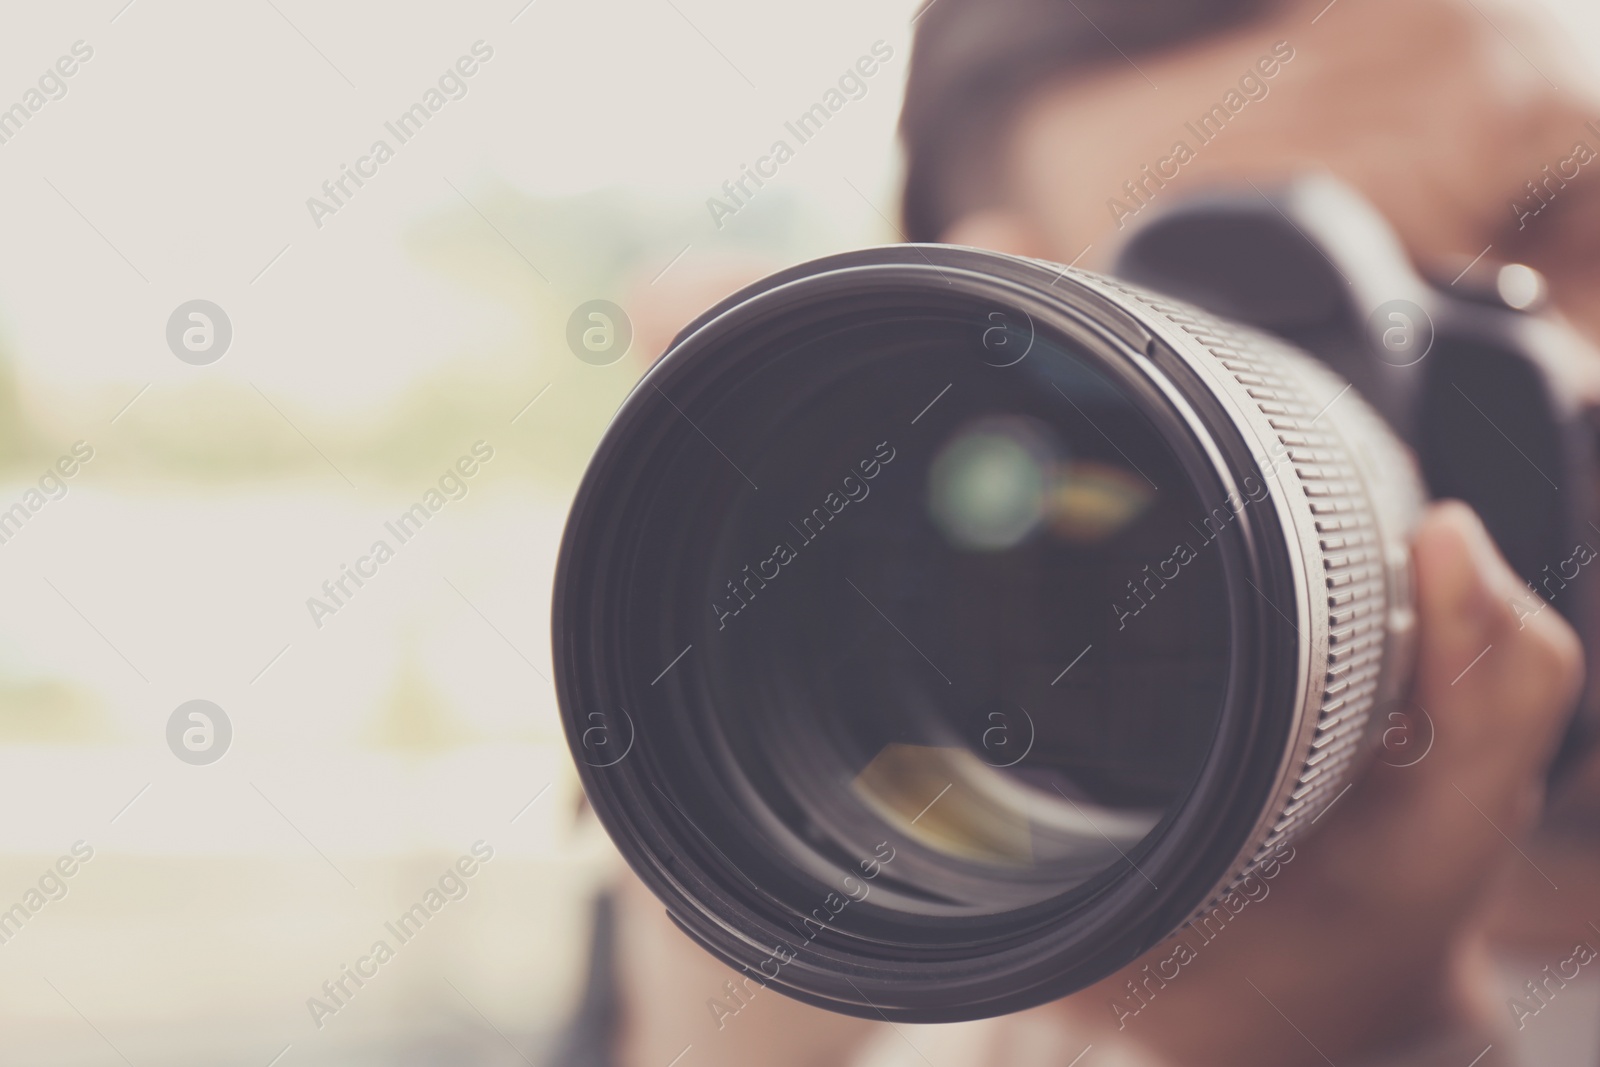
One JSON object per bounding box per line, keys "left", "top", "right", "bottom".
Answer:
{"left": 552, "top": 176, "right": 1599, "bottom": 1020}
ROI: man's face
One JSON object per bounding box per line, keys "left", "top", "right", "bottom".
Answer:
{"left": 963, "top": 0, "right": 1600, "bottom": 343}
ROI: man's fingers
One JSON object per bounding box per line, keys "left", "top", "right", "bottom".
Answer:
{"left": 1409, "top": 500, "right": 1583, "bottom": 807}
{"left": 1302, "top": 502, "right": 1580, "bottom": 911}
{"left": 1411, "top": 500, "right": 1498, "bottom": 663}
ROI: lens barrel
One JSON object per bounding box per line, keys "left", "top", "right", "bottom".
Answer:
{"left": 554, "top": 245, "right": 1423, "bottom": 1020}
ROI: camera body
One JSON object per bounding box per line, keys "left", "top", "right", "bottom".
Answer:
{"left": 1116, "top": 176, "right": 1600, "bottom": 774}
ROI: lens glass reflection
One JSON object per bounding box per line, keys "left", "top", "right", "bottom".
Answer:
{"left": 641, "top": 299, "right": 1231, "bottom": 913}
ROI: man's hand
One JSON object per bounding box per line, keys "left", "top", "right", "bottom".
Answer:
{"left": 1056, "top": 501, "right": 1583, "bottom": 1066}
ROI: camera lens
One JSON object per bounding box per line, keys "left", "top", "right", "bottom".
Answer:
{"left": 555, "top": 245, "right": 1422, "bottom": 1020}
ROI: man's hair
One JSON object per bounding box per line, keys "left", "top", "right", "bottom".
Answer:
{"left": 899, "top": 0, "right": 1284, "bottom": 241}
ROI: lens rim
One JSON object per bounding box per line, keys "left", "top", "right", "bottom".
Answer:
{"left": 553, "top": 245, "right": 1309, "bottom": 1020}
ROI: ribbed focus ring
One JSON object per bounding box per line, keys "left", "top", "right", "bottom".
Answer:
{"left": 1080, "top": 272, "right": 1422, "bottom": 901}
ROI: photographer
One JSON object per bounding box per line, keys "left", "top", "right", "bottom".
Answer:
{"left": 586, "top": 1, "right": 1598, "bottom": 1064}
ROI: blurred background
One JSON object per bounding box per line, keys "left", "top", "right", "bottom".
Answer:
{"left": 0, "top": 1, "right": 912, "bottom": 1063}
{"left": 0, "top": 1, "right": 1598, "bottom": 1065}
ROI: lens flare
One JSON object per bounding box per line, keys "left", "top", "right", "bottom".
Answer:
{"left": 1047, "top": 460, "right": 1156, "bottom": 543}
{"left": 928, "top": 419, "right": 1054, "bottom": 551}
